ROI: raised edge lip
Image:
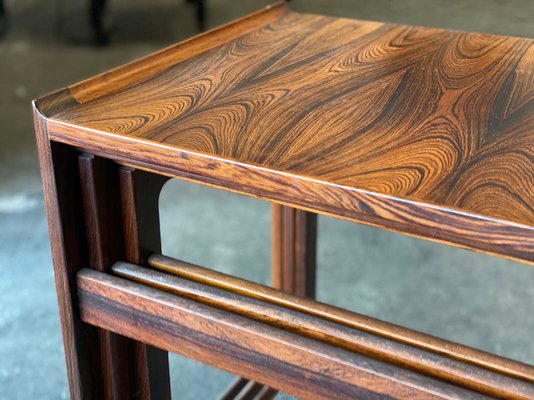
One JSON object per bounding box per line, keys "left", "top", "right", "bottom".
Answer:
{"left": 33, "top": 1, "right": 289, "bottom": 112}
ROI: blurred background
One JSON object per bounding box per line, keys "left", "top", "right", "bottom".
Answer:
{"left": 0, "top": 0, "right": 533, "bottom": 399}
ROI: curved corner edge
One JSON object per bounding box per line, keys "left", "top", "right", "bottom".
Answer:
{"left": 32, "top": 99, "right": 48, "bottom": 122}
{"left": 33, "top": 88, "right": 80, "bottom": 120}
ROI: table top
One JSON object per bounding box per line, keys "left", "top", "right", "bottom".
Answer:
{"left": 35, "top": 2, "right": 534, "bottom": 263}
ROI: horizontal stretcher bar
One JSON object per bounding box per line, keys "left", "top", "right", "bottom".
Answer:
{"left": 76, "top": 256, "right": 534, "bottom": 399}
{"left": 146, "top": 255, "right": 534, "bottom": 385}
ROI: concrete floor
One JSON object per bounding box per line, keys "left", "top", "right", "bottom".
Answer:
{"left": 0, "top": 0, "right": 533, "bottom": 399}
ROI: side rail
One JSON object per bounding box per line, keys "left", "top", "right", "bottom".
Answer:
{"left": 76, "top": 255, "right": 534, "bottom": 400}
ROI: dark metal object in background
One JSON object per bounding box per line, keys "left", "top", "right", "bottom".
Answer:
{"left": 85, "top": 0, "right": 207, "bottom": 45}
{"left": 0, "top": 0, "right": 206, "bottom": 44}
{"left": 187, "top": 0, "right": 206, "bottom": 32}
{"left": 87, "top": 0, "right": 206, "bottom": 45}
{"left": 89, "top": 0, "right": 109, "bottom": 45}
{"left": 0, "top": 0, "right": 7, "bottom": 38}
{"left": 54, "top": 0, "right": 112, "bottom": 46}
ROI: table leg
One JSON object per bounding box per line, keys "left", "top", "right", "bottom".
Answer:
{"left": 78, "top": 154, "right": 134, "bottom": 399}
{"left": 272, "top": 204, "right": 318, "bottom": 297}
{"left": 35, "top": 108, "right": 107, "bottom": 399}
{"left": 77, "top": 156, "right": 172, "bottom": 399}
{"left": 36, "top": 106, "right": 172, "bottom": 399}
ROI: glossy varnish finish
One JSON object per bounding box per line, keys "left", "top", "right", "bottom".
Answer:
{"left": 34, "top": 111, "right": 173, "bottom": 398}
{"left": 221, "top": 204, "right": 317, "bottom": 399}
{"left": 35, "top": 3, "right": 534, "bottom": 262}
{"left": 78, "top": 154, "right": 133, "bottom": 399}
{"left": 34, "top": 126, "right": 103, "bottom": 399}
{"left": 33, "top": 3, "right": 534, "bottom": 399}
{"left": 78, "top": 268, "right": 494, "bottom": 400}
{"left": 110, "top": 260, "right": 534, "bottom": 399}
{"left": 146, "top": 255, "right": 534, "bottom": 386}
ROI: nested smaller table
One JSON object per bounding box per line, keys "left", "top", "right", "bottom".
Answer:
{"left": 34, "top": 2, "right": 533, "bottom": 399}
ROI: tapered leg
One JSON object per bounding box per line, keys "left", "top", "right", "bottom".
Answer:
{"left": 119, "top": 167, "right": 171, "bottom": 400}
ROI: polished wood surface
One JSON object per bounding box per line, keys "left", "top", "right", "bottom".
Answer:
{"left": 33, "top": 2, "right": 534, "bottom": 398}
{"left": 78, "top": 268, "right": 491, "bottom": 400}
{"left": 222, "top": 204, "right": 318, "bottom": 399}
{"left": 272, "top": 205, "right": 318, "bottom": 296}
{"left": 147, "top": 254, "right": 534, "bottom": 385}
{"left": 78, "top": 154, "right": 134, "bottom": 399}
{"left": 34, "top": 117, "right": 103, "bottom": 399}
{"left": 34, "top": 2, "right": 534, "bottom": 262}
{"left": 35, "top": 99, "right": 172, "bottom": 398}
{"left": 111, "top": 260, "right": 534, "bottom": 399}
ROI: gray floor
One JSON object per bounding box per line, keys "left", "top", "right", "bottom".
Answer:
{"left": 0, "top": 0, "right": 533, "bottom": 399}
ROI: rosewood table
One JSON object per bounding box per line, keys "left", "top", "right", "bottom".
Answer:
{"left": 33, "top": 2, "right": 534, "bottom": 399}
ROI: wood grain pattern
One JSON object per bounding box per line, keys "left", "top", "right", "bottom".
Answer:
{"left": 34, "top": 112, "right": 105, "bottom": 399}
{"left": 34, "top": 5, "right": 534, "bottom": 263}
{"left": 78, "top": 154, "right": 134, "bottom": 400}
{"left": 111, "top": 261, "right": 534, "bottom": 399}
{"left": 78, "top": 269, "right": 491, "bottom": 400}
{"left": 272, "top": 205, "right": 317, "bottom": 296}
{"left": 222, "top": 204, "right": 317, "bottom": 400}
{"left": 147, "top": 254, "right": 534, "bottom": 385}
{"left": 33, "top": 4, "right": 534, "bottom": 397}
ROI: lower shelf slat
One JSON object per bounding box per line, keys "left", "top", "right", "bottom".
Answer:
{"left": 219, "top": 377, "right": 276, "bottom": 400}
{"left": 78, "top": 268, "right": 492, "bottom": 400}
{"left": 147, "top": 254, "right": 534, "bottom": 385}
{"left": 111, "top": 260, "right": 532, "bottom": 399}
